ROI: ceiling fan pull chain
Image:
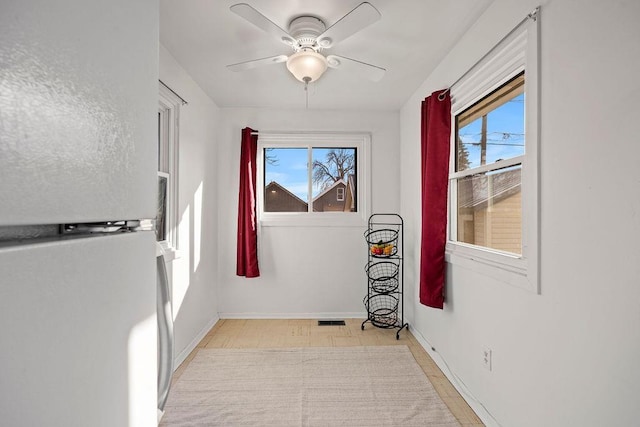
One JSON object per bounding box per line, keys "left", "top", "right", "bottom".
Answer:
{"left": 303, "top": 76, "right": 311, "bottom": 109}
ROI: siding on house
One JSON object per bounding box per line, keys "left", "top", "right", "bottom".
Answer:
{"left": 345, "top": 174, "right": 356, "bottom": 213}
{"left": 312, "top": 178, "right": 358, "bottom": 212}
{"left": 457, "top": 168, "right": 522, "bottom": 254}
{"left": 313, "top": 181, "right": 348, "bottom": 212}
{"left": 471, "top": 190, "right": 521, "bottom": 254}
{"left": 265, "top": 181, "right": 307, "bottom": 212}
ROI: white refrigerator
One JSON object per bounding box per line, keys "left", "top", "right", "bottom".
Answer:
{"left": 0, "top": 0, "right": 170, "bottom": 426}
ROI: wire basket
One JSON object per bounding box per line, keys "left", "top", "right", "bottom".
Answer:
{"left": 364, "top": 228, "right": 398, "bottom": 246}
{"left": 363, "top": 294, "right": 399, "bottom": 328}
{"left": 365, "top": 228, "right": 398, "bottom": 257}
{"left": 365, "top": 261, "right": 399, "bottom": 293}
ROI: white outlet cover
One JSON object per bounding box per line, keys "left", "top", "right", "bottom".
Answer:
{"left": 483, "top": 347, "right": 492, "bottom": 371}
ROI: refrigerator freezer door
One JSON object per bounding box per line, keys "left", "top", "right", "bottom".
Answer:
{"left": 0, "top": 232, "right": 157, "bottom": 427}
{"left": 0, "top": 0, "right": 158, "bottom": 225}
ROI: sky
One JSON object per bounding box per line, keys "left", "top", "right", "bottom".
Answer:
{"left": 265, "top": 148, "right": 309, "bottom": 200}
{"left": 458, "top": 93, "right": 525, "bottom": 170}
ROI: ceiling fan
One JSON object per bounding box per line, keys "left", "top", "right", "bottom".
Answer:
{"left": 227, "top": 2, "right": 386, "bottom": 85}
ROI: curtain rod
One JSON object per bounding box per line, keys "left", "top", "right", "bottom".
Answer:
{"left": 249, "top": 131, "right": 368, "bottom": 136}
{"left": 159, "top": 79, "right": 188, "bottom": 105}
{"left": 438, "top": 6, "right": 539, "bottom": 101}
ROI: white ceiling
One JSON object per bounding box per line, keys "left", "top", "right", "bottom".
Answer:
{"left": 159, "top": 0, "right": 494, "bottom": 111}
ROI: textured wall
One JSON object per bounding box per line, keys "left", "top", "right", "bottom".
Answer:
{"left": 0, "top": 0, "right": 157, "bottom": 225}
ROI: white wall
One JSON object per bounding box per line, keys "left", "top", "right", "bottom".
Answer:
{"left": 217, "top": 108, "right": 400, "bottom": 318}
{"left": 159, "top": 45, "right": 221, "bottom": 364}
{"left": 400, "top": 1, "right": 640, "bottom": 426}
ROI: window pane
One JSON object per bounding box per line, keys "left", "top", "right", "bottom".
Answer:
{"left": 264, "top": 148, "right": 309, "bottom": 212}
{"left": 311, "top": 148, "right": 357, "bottom": 212}
{"left": 456, "top": 165, "right": 521, "bottom": 254}
{"left": 158, "top": 109, "right": 169, "bottom": 173}
{"left": 158, "top": 112, "right": 162, "bottom": 171}
{"left": 156, "top": 175, "right": 167, "bottom": 241}
{"left": 456, "top": 73, "right": 525, "bottom": 171}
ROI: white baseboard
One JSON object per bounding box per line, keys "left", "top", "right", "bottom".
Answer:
{"left": 173, "top": 315, "right": 220, "bottom": 369}
{"left": 410, "top": 328, "right": 501, "bottom": 427}
{"left": 219, "top": 312, "right": 367, "bottom": 319}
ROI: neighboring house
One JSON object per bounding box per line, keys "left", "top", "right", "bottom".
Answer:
{"left": 312, "top": 178, "right": 354, "bottom": 212}
{"left": 345, "top": 174, "right": 357, "bottom": 213}
{"left": 456, "top": 168, "right": 521, "bottom": 254}
{"left": 265, "top": 176, "right": 357, "bottom": 213}
{"left": 264, "top": 181, "right": 307, "bottom": 212}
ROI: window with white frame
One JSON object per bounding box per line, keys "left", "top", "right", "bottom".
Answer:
{"left": 447, "top": 13, "right": 539, "bottom": 292}
{"left": 257, "top": 133, "right": 370, "bottom": 226}
{"left": 454, "top": 72, "right": 524, "bottom": 254}
{"left": 157, "top": 85, "right": 180, "bottom": 252}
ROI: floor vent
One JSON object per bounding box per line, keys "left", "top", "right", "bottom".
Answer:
{"left": 318, "top": 320, "right": 346, "bottom": 326}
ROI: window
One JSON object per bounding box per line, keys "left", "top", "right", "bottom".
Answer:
{"left": 157, "top": 84, "right": 181, "bottom": 254}
{"left": 447, "top": 14, "right": 539, "bottom": 292}
{"left": 258, "top": 133, "right": 370, "bottom": 226}
{"left": 454, "top": 72, "right": 524, "bottom": 255}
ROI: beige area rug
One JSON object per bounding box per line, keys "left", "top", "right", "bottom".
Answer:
{"left": 160, "top": 346, "right": 460, "bottom": 426}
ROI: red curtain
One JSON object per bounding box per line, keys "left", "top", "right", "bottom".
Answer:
{"left": 420, "top": 90, "right": 451, "bottom": 308}
{"left": 236, "top": 127, "right": 260, "bottom": 278}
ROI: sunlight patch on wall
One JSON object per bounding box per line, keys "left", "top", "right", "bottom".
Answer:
{"left": 194, "top": 182, "right": 203, "bottom": 272}
{"left": 128, "top": 313, "right": 156, "bottom": 426}
{"left": 173, "top": 204, "right": 190, "bottom": 319}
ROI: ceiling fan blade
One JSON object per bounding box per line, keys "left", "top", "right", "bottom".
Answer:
{"left": 227, "top": 55, "right": 289, "bottom": 72}
{"left": 316, "top": 2, "right": 381, "bottom": 49}
{"left": 230, "top": 3, "right": 296, "bottom": 46}
{"left": 326, "top": 55, "right": 385, "bottom": 82}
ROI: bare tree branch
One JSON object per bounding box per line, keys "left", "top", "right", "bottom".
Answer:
{"left": 265, "top": 148, "right": 279, "bottom": 166}
{"left": 312, "top": 148, "right": 355, "bottom": 190}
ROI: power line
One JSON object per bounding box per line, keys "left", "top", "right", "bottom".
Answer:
{"left": 459, "top": 131, "right": 524, "bottom": 138}
{"left": 463, "top": 142, "right": 525, "bottom": 147}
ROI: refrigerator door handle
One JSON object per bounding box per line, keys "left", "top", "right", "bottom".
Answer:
{"left": 156, "top": 249, "right": 174, "bottom": 414}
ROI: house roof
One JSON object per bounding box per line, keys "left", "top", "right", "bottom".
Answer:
{"left": 312, "top": 179, "right": 346, "bottom": 202}
{"left": 266, "top": 181, "right": 308, "bottom": 205}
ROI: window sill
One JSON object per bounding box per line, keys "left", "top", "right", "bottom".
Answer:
{"left": 445, "top": 242, "right": 538, "bottom": 293}
{"left": 157, "top": 241, "right": 178, "bottom": 262}
{"left": 259, "top": 212, "right": 367, "bottom": 228}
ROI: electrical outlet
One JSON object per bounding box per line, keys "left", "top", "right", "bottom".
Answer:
{"left": 482, "top": 347, "right": 492, "bottom": 371}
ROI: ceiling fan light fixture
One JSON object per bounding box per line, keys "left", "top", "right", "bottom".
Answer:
{"left": 286, "top": 50, "right": 328, "bottom": 82}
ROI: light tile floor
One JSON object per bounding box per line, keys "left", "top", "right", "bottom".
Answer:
{"left": 172, "top": 318, "right": 484, "bottom": 426}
